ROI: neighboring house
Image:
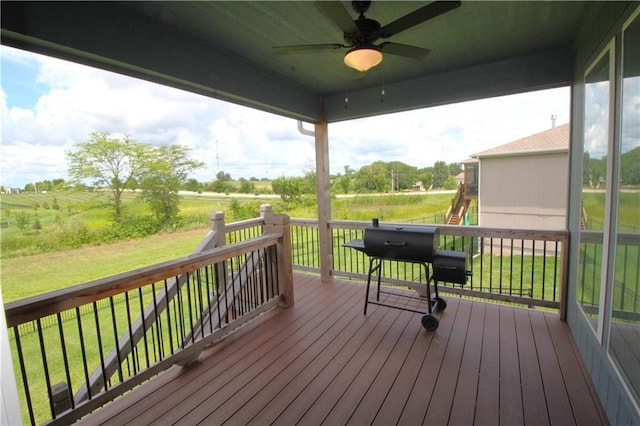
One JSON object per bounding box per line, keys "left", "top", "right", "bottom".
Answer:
{"left": 471, "top": 123, "right": 570, "bottom": 230}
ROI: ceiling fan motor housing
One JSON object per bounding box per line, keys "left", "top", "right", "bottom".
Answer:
{"left": 345, "top": 17, "right": 381, "bottom": 46}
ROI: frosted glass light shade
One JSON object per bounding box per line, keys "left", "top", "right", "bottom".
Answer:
{"left": 344, "top": 46, "right": 383, "bottom": 72}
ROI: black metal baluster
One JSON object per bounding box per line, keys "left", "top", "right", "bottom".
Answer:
{"left": 35, "top": 319, "right": 56, "bottom": 419}
{"left": 75, "top": 307, "right": 91, "bottom": 400}
{"left": 56, "top": 313, "right": 74, "bottom": 410}
{"left": 531, "top": 240, "right": 536, "bottom": 298}
{"left": 13, "top": 327, "right": 36, "bottom": 425}
{"left": 92, "top": 302, "right": 108, "bottom": 392}
{"left": 108, "top": 296, "right": 124, "bottom": 382}
{"left": 123, "top": 292, "right": 137, "bottom": 374}
{"left": 542, "top": 240, "right": 548, "bottom": 300}
{"left": 499, "top": 238, "right": 504, "bottom": 295}
{"left": 137, "top": 287, "right": 151, "bottom": 368}
{"left": 184, "top": 272, "right": 195, "bottom": 344}
{"left": 162, "top": 280, "right": 174, "bottom": 356}
{"left": 520, "top": 239, "right": 525, "bottom": 297}
{"left": 150, "top": 283, "right": 160, "bottom": 361}
{"left": 509, "top": 238, "right": 515, "bottom": 296}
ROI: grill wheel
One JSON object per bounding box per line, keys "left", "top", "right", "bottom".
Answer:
{"left": 421, "top": 314, "right": 439, "bottom": 331}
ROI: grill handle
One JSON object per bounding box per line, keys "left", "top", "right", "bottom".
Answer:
{"left": 383, "top": 241, "right": 407, "bottom": 247}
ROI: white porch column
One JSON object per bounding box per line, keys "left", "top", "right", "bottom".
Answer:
{"left": 315, "top": 121, "right": 332, "bottom": 282}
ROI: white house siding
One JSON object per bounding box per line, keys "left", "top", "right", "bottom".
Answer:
{"left": 478, "top": 152, "right": 568, "bottom": 230}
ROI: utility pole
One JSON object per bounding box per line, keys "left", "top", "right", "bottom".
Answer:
{"left": 215, "top": 140, "right": 220, "bottom": 172}
{"left": 391, "top": 169, "right": 394, "bottom": 193}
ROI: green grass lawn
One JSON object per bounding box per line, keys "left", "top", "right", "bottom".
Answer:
{"left": 1, "top": 227, "right": 208, "bottom": 302}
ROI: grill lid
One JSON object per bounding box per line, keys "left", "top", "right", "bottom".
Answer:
{"left": 362, "top": 222, "right": 439, "bottom": 263}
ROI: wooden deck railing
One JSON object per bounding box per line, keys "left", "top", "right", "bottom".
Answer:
{"left": 10, "top": 205, "right": 636, "bottom": 425}
{"left": 4, "top": 206, "right": 292, "bottom": 425}
{"left": 291, "top": 218, "right": 570, "bottom": 317}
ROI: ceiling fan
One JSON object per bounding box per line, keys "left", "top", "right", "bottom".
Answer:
{"left": 273, "top": 1, "right": 462, "bottom": 72}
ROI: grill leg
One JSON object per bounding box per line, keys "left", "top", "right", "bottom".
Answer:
{"left": 426, "top": 267, "right": 434, "bottom": 315}
{"left": 364, "top": 258, "right": 381, "bottom": 315}
{"left": 376, "top": 260, "right": 383, "bottom": 301}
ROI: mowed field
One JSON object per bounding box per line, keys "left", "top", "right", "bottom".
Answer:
{"left": 1, "top": 190, "right": 455, "bottom": 302}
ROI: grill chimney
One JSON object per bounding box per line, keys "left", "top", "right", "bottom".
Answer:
{"left": 551, "top": 114, "right": 557, "bottom": 129}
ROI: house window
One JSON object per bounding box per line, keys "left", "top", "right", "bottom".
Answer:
{"left": 609, "top": 10, "right": 640, "bottom": 406}
{"left": 578, "top": 47, "right": 613, "bottom": 334}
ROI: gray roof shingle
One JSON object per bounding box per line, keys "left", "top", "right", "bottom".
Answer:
{"left": 472, "top": 123, "right": 569, "bottom": 158}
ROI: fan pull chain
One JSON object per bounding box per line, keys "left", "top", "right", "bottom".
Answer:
{"left": 380, "top": 67, "right": 386, "bottom": 103}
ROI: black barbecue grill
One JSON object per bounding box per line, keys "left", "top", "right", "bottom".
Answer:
{"left": 345, "top": 219, "right": 470, "bottom": 331}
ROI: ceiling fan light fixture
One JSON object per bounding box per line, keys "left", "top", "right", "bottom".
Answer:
{"left": 344, "top": 45, "right": 383, "bottom": 72}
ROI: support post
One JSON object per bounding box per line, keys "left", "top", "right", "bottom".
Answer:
{"left": 314, "top": 121, "right": 332, "bottom": 282}
{"left": 263, "top": 206, "right": 294, "bottom": 307}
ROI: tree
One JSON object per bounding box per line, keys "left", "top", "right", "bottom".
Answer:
{"left": 418, "top": 171, "right": 434, "bottom": 190}
{"left": 432, "top": 161, "right": 450, "bottom": 188}
{"left": 138, "top": 145, "right": 205, "bottom": 225}
{"left": 67, "top": 132, "right": 146, "bottom": 219}
{"left": 272, "top": 176, "right": 302, "bottom": 202}
{"left": 238, "top": 178, "right": 255, "bottom": 194}
{"left": 353, "top": 162, "right": 389, "bottom": 193}
{"left": 215, "top": 171, "right": 232, "bottom": 182}
{"left": 334, "top": 174, "right": 352, "bottom": 194}
{"left": 183, "top": 178, "right": 202, "bottom": 193}
{"left": 443, "top": 175, "right": 459, "bottom": 190}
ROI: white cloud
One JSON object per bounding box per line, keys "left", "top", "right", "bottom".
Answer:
{"left": 1, "top": 46, "right": 570, "bottom": 187}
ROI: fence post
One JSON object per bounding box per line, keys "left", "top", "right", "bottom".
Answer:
{"left": 262, "top": 206, "right": 294, "bottom": 308}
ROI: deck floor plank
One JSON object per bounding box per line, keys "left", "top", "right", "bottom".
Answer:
{"left": 448, "top": 301, "right": 485, "bottom": 425}
{"left": 346, "top": 304, "right": 421, "bottom": 425}
{"left": 218, "top": 285, "right": 365, "bottom": 425}
{"left": 544, "top": 313, "right": 609, "bottom": 425}
{"left": 369, "top": 303, "right": 450, "bottom": 426}
{"left": 272, "top": 291, "right": 401, "bottom": 425}
{"left": 474, "top": 302, "right": 501, "bottom": 426}
{"left": 158, "top": 282, "right": 364, "bottom": 425}
{"left": 79, "top": 274, "right": 608, "bottom": 426}
{"left": 397, "top": 299, "right": 471, "bottom": 425}
{"left": 498, "top": 306, "right": 524, "bottom": 425}
{"left": 422, "top": 294, "right": 474, "bottom": 424}
{"left": 515, "top": 308, "right": 550, "bottom": 426}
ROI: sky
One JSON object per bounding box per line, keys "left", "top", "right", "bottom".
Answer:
{"left": 1, "top": 45, "right": 570, "bottom": 188}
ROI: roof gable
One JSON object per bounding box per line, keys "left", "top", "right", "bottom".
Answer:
{"left": 472, "top": 123, "right": 570, "bottom": 158}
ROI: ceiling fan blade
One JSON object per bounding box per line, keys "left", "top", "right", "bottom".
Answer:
{"left": 273, "top": 43, "right": 347, "bottom": 54}
{"left": 379, "top": 42, "right": 430, "bottom": 59}
{"left": 316, "top": 1, "right": 359, "bottom": 34}
{"left": 380, "top": 1, "right": 461, "bottom": 38}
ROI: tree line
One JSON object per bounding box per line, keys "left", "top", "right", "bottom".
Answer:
{"left": 583, "top": 146, "right": 640, "bottom": 188}
{"left": 5, "top": 132, "right": 464, "bottom": 220}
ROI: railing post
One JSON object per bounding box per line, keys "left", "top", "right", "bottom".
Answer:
{"left": 210, "top": 211, "right": 226, "bottom": 248}
{"left": 260, "top": 203, "right": 273, "bottom": 221}
{"left": 263, "top": 207, "right": 294, "bottom": 307}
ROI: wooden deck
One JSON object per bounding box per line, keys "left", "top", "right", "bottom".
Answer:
{"left": 82, "top": 273, "right": 608, "bottom": 425}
